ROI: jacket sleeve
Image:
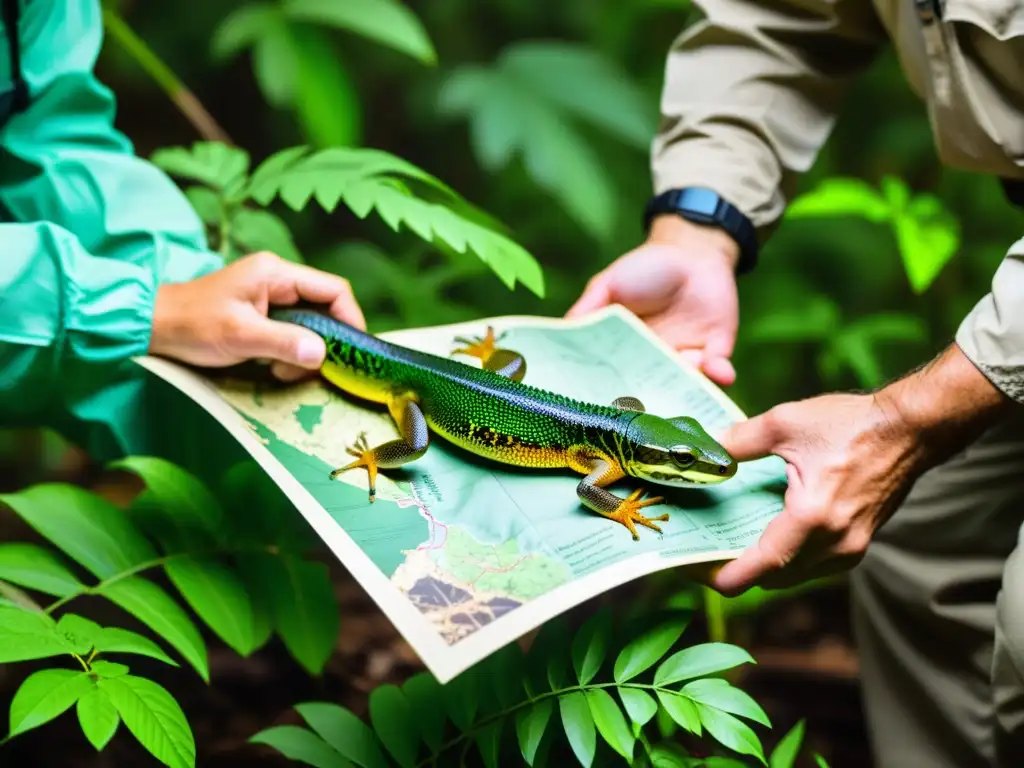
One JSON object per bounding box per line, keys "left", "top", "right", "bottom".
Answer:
{"left": 955, "top": 237, "right": 1024, "bottom": 405}
{"left": 651, "top": 0, "right": 888, "bottom": 240}
{"left": 0, "top": 0, "right": 222, "bottom": 426}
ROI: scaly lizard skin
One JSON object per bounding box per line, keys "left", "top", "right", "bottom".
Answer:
{"left": 272, "top": 308, "right": 737, "bottom": 540}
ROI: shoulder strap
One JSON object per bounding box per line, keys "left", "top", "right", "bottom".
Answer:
{"left": 2, "top": 0, "right": 26, "bottom": 113}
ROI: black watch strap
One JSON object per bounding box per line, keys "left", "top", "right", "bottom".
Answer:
{"left": 643, "top": 187, "right": 758, "bottom": 275}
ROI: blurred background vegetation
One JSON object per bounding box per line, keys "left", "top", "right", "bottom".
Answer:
{"left": 1, "top": 0, "right": 1021, "bottom": 765}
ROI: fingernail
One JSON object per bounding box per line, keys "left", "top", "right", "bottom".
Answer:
{"left": 297, "top": 337, "right": 323, "bottom": 367}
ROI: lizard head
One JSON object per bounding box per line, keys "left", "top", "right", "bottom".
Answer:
{"left": 622, "top": 413, "right": 737, "bottom": 487}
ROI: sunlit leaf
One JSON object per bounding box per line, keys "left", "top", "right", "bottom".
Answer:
{"left": 654, "top": 643, "right": 755, "bottom": 686}
{"left": 368, "top": 684, "right": 417, "bottom": 768}
{"left": 291, "top": 25, "right": 361, "bottom": 147}
{"left": 93, "top": 627, "right": 179, "bottom": 668}
{"left": 681, "top": 679, "right": 770, "bottom": 727}
{"left": 571, "top": 606, "right": 612, "bottom": 685}
{"left": 515, "top": 698, "right": 553, "bottom": 765}
{"left": 0, "top": 605, "right": 74, "bottom": 664}
{"left": 894, "top": 202, "right": 960, "bottom": 293}
{"left": 283, "top": 0, "right": 436, "bottom": 65}
{"left": 619, "top": 688, "right": 657, "bottom": 726}
{"left": 90, "top": 661, "right": 129, "bottom": 679}
{"left": 250, "top": 725, "right": 351, "bottom": 768}
{"left": 8, "top": 668, "right": 93, "bottom": 737}
{"left": 165, "top": 557, "right": 258, "bottom": 656}
{"left": 77, "top": 686, "right": 120, "bottom": 751}
{"left": 0, "top": 543, "right": 85, "bottom": 597}
{"left": 786, "top": 178, "right": 890, "bottom": 222}
{"left": 613, "top": 614, "right": 690, "bottom": 683}
{"left": 695, "top": 703, "right": 766, "bottom": 765}
{"left": 1, "top": 484, "right": 157, "bottom": 579}
{"left": 99, "top": 676, "right": 195, "bottom": 768}
{"left": 655, "top": 690, "right": 701, "bottom": 735}
{"left": 151, "top": 141, "right": 250, "bottom": 192}
{"left": 97, "top": 577, "right": 208, "bottom": 681}
{"left": 769, "top": 719, "right": 805, "bottom": 768}
{"left": 585, "top": 689, "right": 634, "bottom": 760}
{"left": 296, "top": 702, "right": 388, "bottom": 768}
{"left": 55, "top": 614, "right": 100, "bottom": 655}
{"left": 559, "top": 692, "right": 596, "bottom": 768}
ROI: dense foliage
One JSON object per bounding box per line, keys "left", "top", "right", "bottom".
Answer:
{"left": 1, "top": 0, "right": 1021, "bottom": 765}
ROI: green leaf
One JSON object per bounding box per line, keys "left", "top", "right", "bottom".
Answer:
{"left": 0, "top": 606, "right": 73, "bottom": 663}
{"left": 814, "top": 755, "right": 832, "bottom": 768}
{"left": 558, "top": 692, "right": 596, "bottom": 768}
{"left": 291, "top": 25, "right": 362, "bottom": 147}
{"left": 401, "top": 672, "right": 445, "bottom": 753}
{"left": 98, "top": 675, "right": 195, "bottom": 768}
{"left": 150, "top": 141, "right": 250, "bottom": 192}
{"left": 250, "top": 725, "right": 352, "bottom": 768}
{"left": 111, "top": 456, "right": 225, "bottom": 548}
{"left": 695, "top": 704, "right": 765, "bottom": 765}
{"left": 613, "top": 614, "right": 690, "bottom": 683}
{"left": 655, "top": 691, "right": 701, "bottom": 735}
{"left": 893, "top": 202, "right": 960, "bottom": 293}
{"left": 585, "top": 689, "right": 634, "bottom": 760}
{"left": 681, "top": 679, "right": 770, "bottom": 727}
{"left": 747, "top": 295, "right": 841, "bottom": 343}
{"left": 90, "top": 661, "right": 129, "bottom": 679}
{"left": 619, "top": 688, "right": 657, "bottom": 726}
{"left": 442, "top": 667, "right": 478, "bottom": 731}
{"left": 515, "top": 698, "right": 552, "bottom": 766}
{"left": 97, "top": 577, "right": 208, "bottom": 681}
{"left": 165, "top": 556, "right": 258, "bottom": 657}
{"left": 231, "top": 206, "right": 304, "bottom": 263}
{"left": 649, "top": 745, "right": 692, "bottom": 768}
{"left": 283, "top": 0, "right": 436, "bottom": 65}
{"left": 211, "top": 1, "right": 278, "bottom": 60}
{"left": 9, "top": 669, "right": 93, "bottom": 737}
{"left": 184, "top": 186, "right": 221, "bottom": 226}
{"left": 55, "top": 614, "right": 101, "bottom": 655}
{"left": 654, "top": 643, "right": 755, "bottom": 686}
{"left": 769, "top": 719, "right": 805, "bottom": 768}
{"left": 847, "top": 312, "right": 928, "bottom": 343}
{"left": 0, "top": 543, "right": 85, "bottom": 597}
{"left": 238, "top": 554, "right": 337, "bottom": 675}
{"left": 571, "top": 606, "right": 611, "bottom": 685}
{"left": 252, "top": 13, "right": 299, "bottom": 108}
{"left": 1, "top": 484, "right": 157, "bottom": 579}
{"left": 92, "top": 627, "right": 179, "bottom": 667}
{"left": 785, "top": 178, "right": 891, "bottom": 222}
{"left": 295, "top": 702, "right": 388, "bottom": 768}
{"left": 475, "top": 720, "right": 502, "bottom": 768}
{"left": 367, "top": 684, "right": 417, "bottom": 768}
{"left": 77, "top": 686, "right": 120, "bottom": 751}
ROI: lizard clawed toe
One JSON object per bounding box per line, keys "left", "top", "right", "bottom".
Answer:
{"left": 331, "top": 431, "right": 379, "bottom": 502}
{"left": 608, "top": 488, "right": 670, "bottom": 541}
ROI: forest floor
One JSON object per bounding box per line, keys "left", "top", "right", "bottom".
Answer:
{"left": 0, "top": 450, "right": 871, "bottom": 768}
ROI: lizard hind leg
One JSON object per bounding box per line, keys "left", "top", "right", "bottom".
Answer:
{"left": 576, "top": 458, "right": 668, "bottom": 541}
{"left": 451, "top": 327, "right": 527, "bottom": 382}
{"left": 612, "top": 396, "right": 645, "bottom": 412}
{"left": 329, "top": 393, "right": 430, "bottom": 503}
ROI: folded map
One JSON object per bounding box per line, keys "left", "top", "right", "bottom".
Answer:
{"left": 134, "top": 304, "right": 787, "bottom": 683}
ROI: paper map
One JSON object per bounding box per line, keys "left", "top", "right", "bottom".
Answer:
{"left": 135, "top": 305, "right": 787, "bottom": 682}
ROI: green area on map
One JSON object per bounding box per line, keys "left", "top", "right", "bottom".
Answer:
{"left": 213, "top": 312, "right": 786, "bottom": 646}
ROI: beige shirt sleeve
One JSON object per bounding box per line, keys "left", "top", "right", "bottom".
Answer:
{"left": 651, "top": 0, "right": 888, "bottom": 239}
{"left": 956, "top": 237, "right": 1024, "bottom": 404}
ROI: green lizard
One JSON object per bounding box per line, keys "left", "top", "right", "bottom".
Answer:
{"left": 272, "top": 308, "right": 737, "bottom": 540}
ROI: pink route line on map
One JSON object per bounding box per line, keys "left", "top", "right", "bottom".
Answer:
{"left": 395, "top": 482, "right": 448, "bottom": 550}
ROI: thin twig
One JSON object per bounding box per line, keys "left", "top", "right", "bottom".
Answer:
{"left": 101, "top": 8, "right": 233, "bottom": 145}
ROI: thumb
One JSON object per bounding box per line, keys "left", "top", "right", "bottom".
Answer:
{"left": 236, "top": 315, "right": 327, "bottom": 370}
{"left": 718, "top": 411, "right": 782, "bottom": 462}
{"left": 566, "top": 274, "right": 612, "bottom": 318}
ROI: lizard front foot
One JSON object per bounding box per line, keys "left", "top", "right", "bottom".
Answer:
{"left": 450, "top": 327, "right": 503, "bottom": 364}
{"left": 330, "top": 431, "right": 379, "bottom": 503}
{"left": 602, "top": 488, "right": 669, "bottom": 541}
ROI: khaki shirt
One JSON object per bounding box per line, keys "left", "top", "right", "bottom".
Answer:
{"left": 652, "top": 0, "right": 1024, "bottom": 403}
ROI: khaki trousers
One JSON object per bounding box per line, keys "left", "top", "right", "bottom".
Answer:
{"left": 851, "top": 408, "right": 1024, "bottom": 767}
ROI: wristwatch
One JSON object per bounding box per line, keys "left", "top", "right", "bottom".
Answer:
{"left": 643, "top": 187, "right": 759, "bottom": 275}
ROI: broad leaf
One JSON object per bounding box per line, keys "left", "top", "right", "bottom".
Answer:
{"left": 8, "top": 669, "right": 93, "bottom": 737}
{"left": 98, "top": 676, "right": 195, "bottom": 768}
{"left": 290, "top": 25, "right": 362, "bottom": 148}
{"left": 681, "top": 679, "right": 770, "bottom": 727}
{"left": 515, "top": 699, "right": 553, "bottom": 766}
{"left": 184, "top": 186, "right": 221, "bottom": 225}
{"left": 571, "top": 606, "right": 611, "bottom": 685}
{"left": 696, "top": 704, "right": 766, "bottom": 765}
{"left": 165, "top": 556, "right": 258, "bottom": 656}
{"left": 210, "top": 2, "right": 278, "bottom": 61}
{"left": 613, "top": 614, "right": 690, "bottom": 683}
{"left": 283, "top": 0, "right": 436, "bottom": 65}
{"left": 55, "top": 614, "right": 101, "bottom": 655}
{"left": 619, "top": 688, "right": 657, "bottom": 726}
{"left": 401, "top": 672, "right": 445, "bottom": 753}
{"left": 252, "top": 12, "right": 299, "bottom": 108}
{"left": 250, "top": 726, "right": 352, "bottom": 768}
{"left": 769, "top": 719, "right": 806, "bottom": 768}
{"left": 367, "top": 684, "right": 417, "bottom": 768}
{"left": 93, "top": 627, "right": 179, "bottom": 667}
{"left": 654, "top": 643, "right": 755, "bottom": 686}
{"left": 0, "top": 606, "right": 73, "bottom": 663}
{"left": 90, "top": 661, "right": 129, "bottom": 679}
{"left": 650, "top": 745, "right": 692, "bottom": 768}
{"left": 0, "top": 543, "right": 85, "bottom": 597}
{"left": 442, "top": 666, "right": 478, "bottom": 731}
{"left": 474, "top": 720, "right": 502, "bottom": 768}
{"left": 558, "top": 692, "right": 596, "bottom": 768}
{"left": 785, "top": 178, "right": 890, "bottom": 222}
{"left": 295, "top": 702, "right": 388, "bottom": 768}
{"left": 97, "top": 577, "right": 208, "bottom": 681}
{"left": 1, "top": 484, "right": 157, "bottom": 579}
{"left": 655, "top": 691, "right": 701, "bottom": 735}
{"left": 585, "top": 689, "right": 634, "bottom": 760}
{"left": 150, "top": 141, "right": 250, "bottom": 193}
{"left": 77, "top": 686, "right": 120, "bottom": 751}
{"left": 894, "top": 203, "right": 960, "bottom": 293}
{"left": 231, "top": 208, "right": 302, "bottom": 263}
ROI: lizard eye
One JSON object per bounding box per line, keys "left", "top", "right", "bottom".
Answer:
{"left": 670, "top": 447, "right": 695, "bottom": 467}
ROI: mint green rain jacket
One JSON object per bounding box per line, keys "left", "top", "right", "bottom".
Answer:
{"left": 0, "top": 1, "right": 223, "bottom": 458}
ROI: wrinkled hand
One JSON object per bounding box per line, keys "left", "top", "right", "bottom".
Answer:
{"left": 708, "top": 392, "right": 926, "bottom": 596}
{"left": 150, "top": 251, "right": 365, "bottom": 381}
{"left": 566, "top": 216, "right": 741, "bottom": 386}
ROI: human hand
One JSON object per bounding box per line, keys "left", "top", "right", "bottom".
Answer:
{"left": 566, "top": 215, "right": 741, "bottom": 386}
{"left": 150, "top": 251, "right": 365, "bottom": 381}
